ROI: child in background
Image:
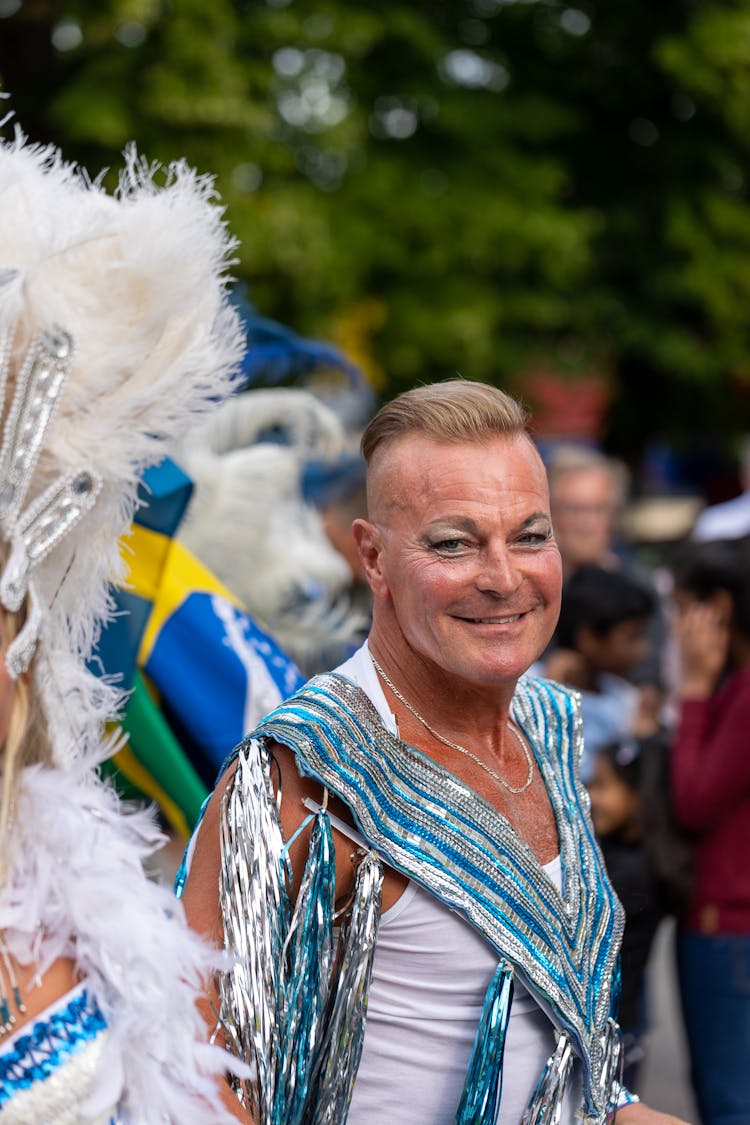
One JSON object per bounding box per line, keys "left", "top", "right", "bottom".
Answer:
{"left": 588, "top": 735, "right": 692, "bottom": 1092}
{"left": 544, "top": 564, "right": 659, "bottom": 781}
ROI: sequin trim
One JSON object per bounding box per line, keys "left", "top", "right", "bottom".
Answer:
{"left": 0, "top": 988, "right": 107, "bottom": 1107}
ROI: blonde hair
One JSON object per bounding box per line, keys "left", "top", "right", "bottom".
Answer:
{"left": 360, "top": 379, "right": 530, "bottom": 464}
{"left": 0, "top": 602, "right": 53, "bottom": 854}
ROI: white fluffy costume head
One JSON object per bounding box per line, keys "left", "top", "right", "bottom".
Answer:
{"left": 0, "top": 131, "right": 244, "bottom": 767}
{"left": 175, "top": 387, "right": 368, "bottom": 675}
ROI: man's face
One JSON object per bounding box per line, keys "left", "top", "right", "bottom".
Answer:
{"left": 550, "top": 467, "right": 617, "bottom": 572}
{"left": 355, "top": 432, "right": 562, "bottom": 692}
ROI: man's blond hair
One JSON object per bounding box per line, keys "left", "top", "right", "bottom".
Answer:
{"left": 360, "top": 379, "right": 529, "bottom": 464}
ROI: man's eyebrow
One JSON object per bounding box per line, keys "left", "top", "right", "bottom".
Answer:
{"left": 420, "top": 513, "right": 552, "bottom": 536}
{"left": 520, "top": 512, "right": 552, "bottom": 527}
{"left": 423, "top": 516, "right": 481, "bottom": 535}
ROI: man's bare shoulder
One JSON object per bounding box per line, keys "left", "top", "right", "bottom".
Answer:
{"left": 181, "top": 739, "right": 358, "bottom": 927}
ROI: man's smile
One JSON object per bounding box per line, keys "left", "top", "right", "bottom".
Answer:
{"left": 457, "top": 612, "right": 525, "bottom": 624}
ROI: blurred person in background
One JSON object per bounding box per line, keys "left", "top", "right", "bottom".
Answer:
{"left": 588, "top": 735, "right": 692, "bottom": 1095}
{"left": 669, "top": 536, "right": 750, "bottom": 1125}
{"left": 544, "top": 564, "right": 659, "bottom": 782}
{"left": 547, "top": 444, "right": 630, "bottom": 578}
{"left": 546, "top": 445, "right": 665, "bottom": 690}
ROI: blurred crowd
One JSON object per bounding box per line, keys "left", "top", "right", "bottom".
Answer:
{"left": 535, "top": 441, "right": 750, "bottom": 1125}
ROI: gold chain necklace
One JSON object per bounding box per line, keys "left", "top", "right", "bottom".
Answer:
{"left": 370, "top": 655, "right": 534, "bottom": 795}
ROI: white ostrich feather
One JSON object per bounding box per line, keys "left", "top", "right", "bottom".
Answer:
{"left": 0, "top": 131, "right": 244, "bottom": 766}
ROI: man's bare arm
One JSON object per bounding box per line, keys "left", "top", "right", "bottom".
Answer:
{"left": 617, "top": 1103, "right": 691, "bottom": 1124}
{"left": 181, "top": 764, "right": 255, "bottom": 1123}
{"left": 180, "top": 742, "right": 362, "bottom": 1122}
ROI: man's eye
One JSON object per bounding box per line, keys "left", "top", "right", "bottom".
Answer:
{"left": 517, "top": 531, "right": 551, "bottom": 546}
{"left": 430, "top": 538, "right": 465, "bottom": 553}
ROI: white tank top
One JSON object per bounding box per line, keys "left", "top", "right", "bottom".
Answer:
{"left": 346, "top": 865, "right": 581, "bottom": 1124}
{"left": 337, "top": 644, "right": 582, "bottom": 1124}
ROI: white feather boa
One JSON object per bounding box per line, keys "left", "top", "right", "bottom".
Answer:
{"left": 0, "top": 763, "right": 241, "bottom": 1123}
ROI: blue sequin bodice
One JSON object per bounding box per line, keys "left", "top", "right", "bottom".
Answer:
{"left": 0, "top": 984, "right": 109, "bottom": 1121}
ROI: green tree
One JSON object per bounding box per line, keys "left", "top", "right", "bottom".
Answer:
{"left": 2, "top": 0, "right": 750, "bottom": 463}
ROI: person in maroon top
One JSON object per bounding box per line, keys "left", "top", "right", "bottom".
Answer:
{"left": 670, "top": 536, "right": 750, "bottom": 1125}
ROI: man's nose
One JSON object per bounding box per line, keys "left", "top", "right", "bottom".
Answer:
{"left": 475, "top": 544, "right": 522, "bottom": 596}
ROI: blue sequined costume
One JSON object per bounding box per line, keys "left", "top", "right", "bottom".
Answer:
{"left": 217, "top": 664, "right": 635, "bottom": 1124}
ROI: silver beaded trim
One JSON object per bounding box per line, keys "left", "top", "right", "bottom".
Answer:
{"left": 0, "top": 326, "right": 102, "bottom": 674}
{"left": 0, "top": 327, "right": 73, "bottom": 524}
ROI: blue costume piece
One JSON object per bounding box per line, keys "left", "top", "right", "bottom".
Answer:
{"left": 216, "top": 665, "right": 636, "bottom": 1123}
{"left": 0, "top": 986, "right": 113, "bottom": 1122}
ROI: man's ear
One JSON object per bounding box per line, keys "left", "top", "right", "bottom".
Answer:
{"left": 352, "top": 519, "right": 389, "bottom": 598}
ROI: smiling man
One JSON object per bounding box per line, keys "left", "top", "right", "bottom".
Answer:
{"left": 181, "top": 380, "right": 689, "bottom": 1125}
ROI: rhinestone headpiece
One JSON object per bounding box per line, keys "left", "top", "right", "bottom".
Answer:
{"left": 0, "top": 326, "right": 102, "bottom": 675}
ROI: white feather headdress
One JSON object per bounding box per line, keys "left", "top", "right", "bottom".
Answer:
{"left": 0, "top": 130, "right": 244, "bottom": 766}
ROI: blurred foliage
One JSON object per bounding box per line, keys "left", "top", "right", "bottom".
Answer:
{"left": 2, "top": 0, "right": 750, "bottom": 460}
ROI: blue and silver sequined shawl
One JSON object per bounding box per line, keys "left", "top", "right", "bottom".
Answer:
{"left": 223, "top": 671, "right": 625, "bottom": 1123}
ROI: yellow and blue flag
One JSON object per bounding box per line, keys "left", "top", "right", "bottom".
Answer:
{"left": 96, "top": 458, "right": 305, "bottom": 836}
